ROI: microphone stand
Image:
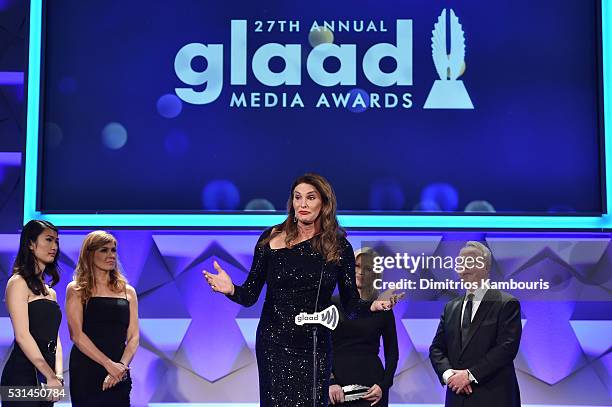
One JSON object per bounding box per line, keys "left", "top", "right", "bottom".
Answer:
{"left": 312, "top": 261, "right": 325, "bottom": 407}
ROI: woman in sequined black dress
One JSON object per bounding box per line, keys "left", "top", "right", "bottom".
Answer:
{"left": 204, "top": 173, "right": 401, "bottom": 407}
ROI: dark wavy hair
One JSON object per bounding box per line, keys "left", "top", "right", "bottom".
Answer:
{"left": 261, "top": 173, "right": 345, "bottom": 263}
{"left": 12, "top": 220, "right": 60, "bottom": 296}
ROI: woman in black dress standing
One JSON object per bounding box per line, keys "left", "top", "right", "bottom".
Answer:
{"left": 66, "top": 231, "right": 139, "bottom": 406}
{"left": 328, "top": 248, "right": 399, "bottom": 406}
{"left": 204, "top": 173, "right": 401, "bottom": 407}
{"left": 1, "top": 220, "right": 64, "bottom": 406}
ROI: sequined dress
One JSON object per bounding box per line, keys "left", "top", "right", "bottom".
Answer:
{"left": 228, "top": 229, "right": 371, "bottom": 407}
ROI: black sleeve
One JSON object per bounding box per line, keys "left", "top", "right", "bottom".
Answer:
{"left": 378, "top": 311, "right": 399, "bottom": 390}
{"left": 469, "top": 298, "right": 522, "bottom": 383}
{"left": 329, "top": 370, "right": 337, "bottom": 386}
{"left": 429, "top": 302, "right": 453, "bottom": 385}
{"left": 336, "top": 238, "right": 372, "bottom": 318}
{"left": 226, "top": 228, "right": 271, "bottom": 307}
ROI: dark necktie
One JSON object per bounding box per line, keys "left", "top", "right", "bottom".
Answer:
{"left": 461, "top": 293, "right": 474, "bottom": 347}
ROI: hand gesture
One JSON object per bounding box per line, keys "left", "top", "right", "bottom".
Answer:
{"left": 363, "top": 384, "right": 383, "bottom": 406}
{"left": 104, "top": 360, "right": 128, "bottom": 381}
{"left": 203, "top": 261, "right": 235, "bottom": 295}
{"left": 370, "top": 289, "right": 405, "bottom": 312}
{"left": 447, "top": 369, "right": 472, "bottom": 395}
{"left": 328, "top": 384, "right": 345, "bottom": 405}
{"left": 44, "top": 376, "right": 63, "bottom": 402}
{"left": 102, "top": 374, "right": 120, "bottom": 391}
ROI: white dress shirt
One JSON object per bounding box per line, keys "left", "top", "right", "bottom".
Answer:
{"left": 461, "top": 286, "right": 488, "bottom": 324}
{"left": 442, "top": 287, "right": 489, "bottom": 385}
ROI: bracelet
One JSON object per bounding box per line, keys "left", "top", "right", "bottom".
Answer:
{"left": 118, "top": 361, "right": 128, "bottom": 367}
{"left": 55, "top": 375, "right": 64, "bottom": 385}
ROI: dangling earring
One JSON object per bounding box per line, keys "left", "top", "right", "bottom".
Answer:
{"left": 293, "top": 215, "right": 298, "bottom": 223}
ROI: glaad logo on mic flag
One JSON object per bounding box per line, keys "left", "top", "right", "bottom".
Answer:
{"left": 294, "top": 305, "right": 339, "bottom": 330}
{"left": 424, "top": 9, "right": 474, "bottom": 109}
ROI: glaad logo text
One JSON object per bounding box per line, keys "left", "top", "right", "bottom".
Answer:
{"left": 174, "top": 11, "right": 472, "bottom": 110}
{"left": 174, "top": 19, "right": 413, "bottom": 109}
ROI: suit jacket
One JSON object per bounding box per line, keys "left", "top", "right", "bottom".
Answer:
{"left": 429, "top": 289, "right": 522, "bottom": 407}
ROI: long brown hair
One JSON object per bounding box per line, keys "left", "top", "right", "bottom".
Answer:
{"left": 74, "top": 231, "right": 127, "bottom": 304}
{"left": 355, "top": 247, "right": 380, "bottom": 301}
{"left": 262, "top": 173, "right": 345, "bottom": 263}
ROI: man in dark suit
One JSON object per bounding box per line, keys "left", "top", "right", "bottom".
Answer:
{"left": 429, "top": 241, "right": 522, "bottom": 407}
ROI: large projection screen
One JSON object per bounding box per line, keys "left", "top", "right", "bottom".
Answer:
{"left": 24, "top": 0, "right": 611, "bottom": 228}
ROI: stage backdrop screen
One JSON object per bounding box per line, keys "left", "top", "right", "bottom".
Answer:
{"left": 38, "top": 0, "right": 604, "bottom": 214}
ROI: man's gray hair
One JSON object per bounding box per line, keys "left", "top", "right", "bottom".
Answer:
{"left": 464, "top": 241, "right": 492, "bottom": 271}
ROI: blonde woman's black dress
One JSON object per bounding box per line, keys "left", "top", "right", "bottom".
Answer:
{"left": 69, "top": 296, "right": 131, "bottom": 406}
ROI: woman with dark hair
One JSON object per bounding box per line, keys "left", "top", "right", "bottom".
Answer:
{"left": 204, "top": 173, "right": 401, "bottom": 407}
{"left": 1, "top": 220, "right": 64, "bottom": 406}
{"left": 329, "top": 248, "right": 399, "bottom": 406}
{"left": 66, "top": 231, "right": 139, "bottom": 407}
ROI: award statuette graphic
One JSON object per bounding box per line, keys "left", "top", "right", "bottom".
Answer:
{"left": 424, "top": 9, "right": 474, "bottom": 109}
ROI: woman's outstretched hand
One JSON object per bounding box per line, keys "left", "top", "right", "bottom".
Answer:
{"left": 370, "top": 288, "right": 405, "bottom": 312}
{"left": 203, "top": 261, "right": 235, "bottom": 295}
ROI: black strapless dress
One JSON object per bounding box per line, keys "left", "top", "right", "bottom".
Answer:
{"left": 1, "top": 299, "right": 62, "bottom": 407}
{"left": 227, "top": 229, "right": 372, "bottom": 407}
{"left": 69, "top": 297, "right": 131, "bottom": 407}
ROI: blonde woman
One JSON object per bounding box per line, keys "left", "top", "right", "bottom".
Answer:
{"left": 329, "top": 248, "right": 399, "bottom": 406}
{"left": 66, "top": 231, "right": 139, "bottom": 406}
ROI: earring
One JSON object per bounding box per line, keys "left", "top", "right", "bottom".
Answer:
{"left": 293, "top": 215, "right": 298, "bottom": 223}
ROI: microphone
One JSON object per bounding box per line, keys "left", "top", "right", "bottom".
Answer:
{"left": 294, "top": 305, "right": 339, "bottom": 330}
